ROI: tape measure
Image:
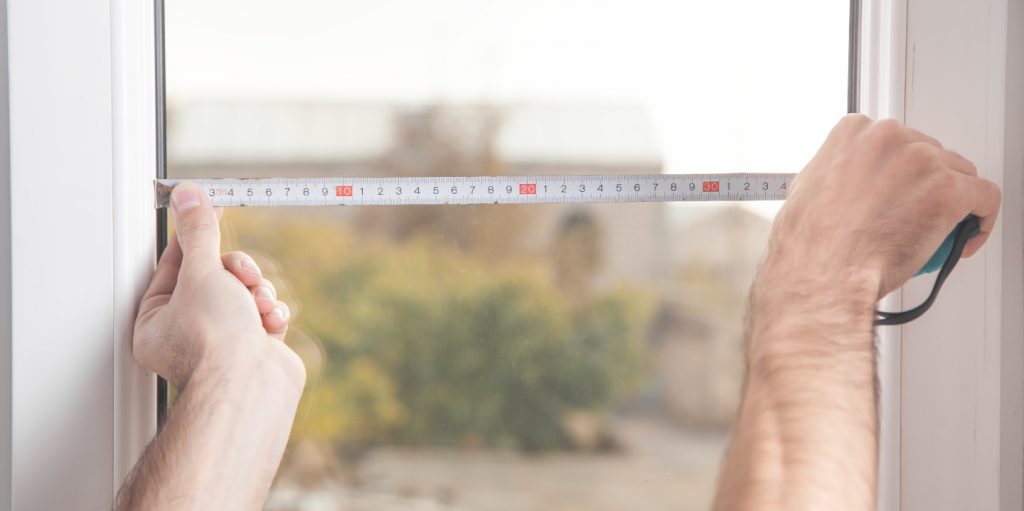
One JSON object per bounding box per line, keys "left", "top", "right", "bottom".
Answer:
{"left": 154, "top": 173, "right": 795, "bottom": 208}
{"left": 153, "top": 172, "right": 978, "bottom": 327}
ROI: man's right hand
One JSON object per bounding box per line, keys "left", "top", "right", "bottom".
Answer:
{"left": 770, "top": 114, "right": 1001, "bottom": 298}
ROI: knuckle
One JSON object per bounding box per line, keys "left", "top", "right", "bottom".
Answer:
{"left": 841, "top": 112, "right": 871, "bottom": 128}
{"left": 903, "top": 141, "right": 940, "bottom": 169}
{"left": 919, "top": 132, "right": 943, "bottom": 149}
{"left": 949, "top": 150, "right": 978, "bottom": 175}
{"left": 872, "top": 118, "right": 905, "bottom": 140}
{"left": 937, "top": 168, "right": 960, "bottom": 189}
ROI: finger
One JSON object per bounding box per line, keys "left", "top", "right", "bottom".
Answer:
{"left": 221, "top": 251, "right": 263, "bottom": 287}
{"left": 264, "top": 301, "right": 290, "bottom": 341}
{"left": 954, "top": 175, "right": 1002, "bottom": 258}
{"left": 170, "top": 182, "right": 223, "bottom": 277}
{"left": 252, "top": 279, "right": 277, "bottom": 315}
{"left": 142, "top": 235, "right": 184, "bottom": 302}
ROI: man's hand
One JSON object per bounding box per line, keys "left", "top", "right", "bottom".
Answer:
{"left": 118, "top": 182, "right": 306, "bottom": 510}
{"left": 770, "top": 114, "right": 1000, "bottom": 297}
{"left": 134, "top": 182, "right": 303, "bottom": 390}
{"left": 713, "top": 115, "right": 1000, "bottom": 511}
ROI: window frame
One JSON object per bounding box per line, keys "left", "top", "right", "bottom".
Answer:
{"left": 860, "top": 1, "right": 1023, "bottom": 508}
{"left": 111, "top": 0, "right": 161, "bottom": 492}
{"left": 0, "top": 0, "right": 158, "bottom": 507}
{"left": 879, "top": 0, "right": 1023, "bottom": 509}
{"left": 856, "top": 0, "right": 908, "bottom": 508}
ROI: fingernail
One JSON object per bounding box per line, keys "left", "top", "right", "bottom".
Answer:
{"left": 241, "top": 257, "right": 261, "bottom": 276}
{"left": 256, "top": 285, "right": 275, "bottom": 302}
{"left": 270, "top": 306, "right": 286, "bottom": 321}
{"left": 172, "top": 185, "right": 201, "bottom": 214}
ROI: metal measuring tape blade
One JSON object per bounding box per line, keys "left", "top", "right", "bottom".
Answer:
{"left": 154, "top": 173, "right": 794, "bottom": 208}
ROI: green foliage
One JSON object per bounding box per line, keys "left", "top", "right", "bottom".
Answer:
{"left": 227, "top": 211, "right": 654, "bottom": 451}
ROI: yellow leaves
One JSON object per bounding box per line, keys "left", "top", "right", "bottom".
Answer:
{"left": 293, "top": 357, "right": 405, "bottom": 443}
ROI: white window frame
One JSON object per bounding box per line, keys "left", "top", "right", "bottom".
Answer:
{"left": 856, "top": 1, "right": 907, "bottom": 507}
{"left": 1, "top": 0, "right": 157, "bottom": 508}
{"left": 861, "top": 0, "right": 1024, "bottom": 510}
{"left": 896, "top": 0, "right": 1022, "bottom": 508}
{"left": 0, "top": 0, "right": 1018, "bottom": 509}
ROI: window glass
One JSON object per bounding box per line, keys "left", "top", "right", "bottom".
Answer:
{"left": 165, "top": 2, "right": 849, "bottom": 509}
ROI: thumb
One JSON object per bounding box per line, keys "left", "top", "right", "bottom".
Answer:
{"left": 170, "top": 182, "right": 223, "bottom": 276}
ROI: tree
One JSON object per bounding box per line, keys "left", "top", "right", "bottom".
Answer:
{"left": 224, "top": 210, "right": 654, "bottom": 452}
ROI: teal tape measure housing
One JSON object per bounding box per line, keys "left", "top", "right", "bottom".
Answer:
{"left": 917, "top": 229, "right": 960, "bottom": 276}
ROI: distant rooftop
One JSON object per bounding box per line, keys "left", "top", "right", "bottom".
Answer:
{"left": 167, "top": 102, "right": 663, "bottom": 167}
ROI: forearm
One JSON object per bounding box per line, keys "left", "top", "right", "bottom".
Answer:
{"left": 116, "top": 352, "right": 302, "bottom": 510}
{"left": 713, "top": 262, "right": 880, "bottom": 511}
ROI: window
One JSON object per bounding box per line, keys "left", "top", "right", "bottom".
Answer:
{"left": 163, "top": 1, "right": 849, "bottom": 509}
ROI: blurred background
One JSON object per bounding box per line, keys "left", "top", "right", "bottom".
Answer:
{"left": 164, "top": 1, "right": 849, "bottom": 509}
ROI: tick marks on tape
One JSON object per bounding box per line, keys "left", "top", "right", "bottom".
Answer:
{"left": 154, "top": 173, "right": 795, "bottom": 208}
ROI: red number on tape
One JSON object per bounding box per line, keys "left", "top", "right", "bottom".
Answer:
{"left": 519, "top": 183, "right": 537, "bottom": 195}
{"left": 702, "top": 181, "right": 720, "bottom": 192}
{"left": 336, "top": 185, "right": 353, "bottom": 197}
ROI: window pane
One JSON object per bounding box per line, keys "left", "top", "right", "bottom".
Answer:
{"left": 164, "top": 2, "right": 849, "bottom": 510}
